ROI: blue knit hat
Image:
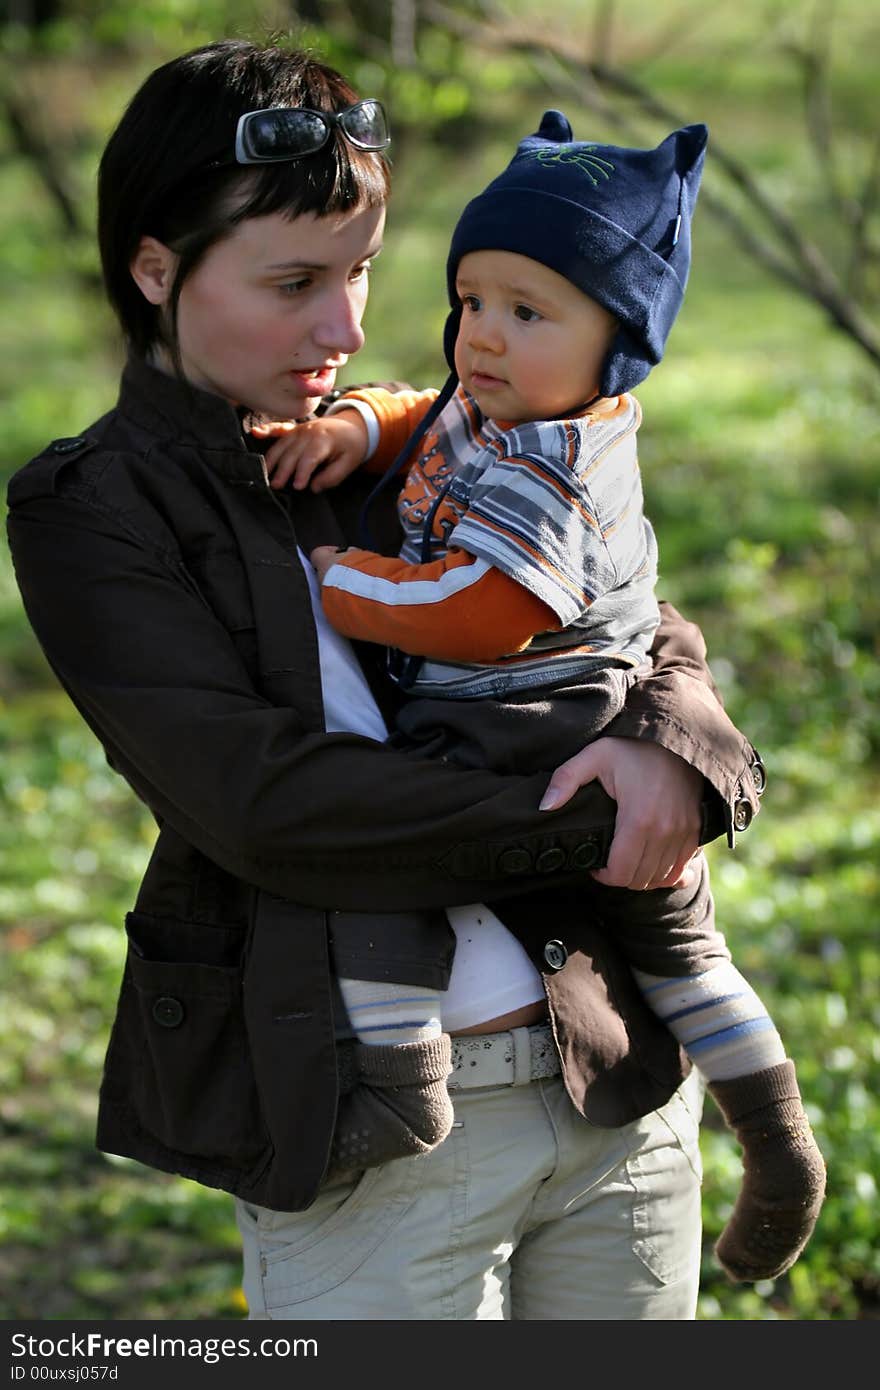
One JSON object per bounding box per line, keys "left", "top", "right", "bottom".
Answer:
{"left": 445, "top": 111, "right": 708, "bottom": 397}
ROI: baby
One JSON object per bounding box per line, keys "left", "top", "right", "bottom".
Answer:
{"left": 263, "top": 112, "right": 825, "bottom": 1283}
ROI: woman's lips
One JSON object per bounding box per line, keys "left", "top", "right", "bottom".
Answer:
{"left": 288, "top": 367, "right": 338, "bottom": 396}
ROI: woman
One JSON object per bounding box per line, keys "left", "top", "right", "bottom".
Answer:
{"left": 6, "top": 40, "right": 764, "bottom": 1320}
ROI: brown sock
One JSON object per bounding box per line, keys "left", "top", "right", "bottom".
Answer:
{"left": 328, "top": 1034, "right": 453, "bottom": 1179}
{"left": 709, "top": 1060, "right": 826, "bottom": 1282}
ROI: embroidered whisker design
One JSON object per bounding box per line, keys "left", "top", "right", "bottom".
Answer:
{"left": 533, "top": 146, "right": 615, "bottom": 184}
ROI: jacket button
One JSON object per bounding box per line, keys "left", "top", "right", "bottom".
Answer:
{"left": 535, "top": 847, "right": 566, "bottom": 874}
{"left": 733, "top": 799, "right": 753, "bottom": 833}
{"left": 752, "top": 758, "right": 766, "bottom": 796}
{"left": 152, "top": 996, "right": 185, "bottom": 1028}
{"left": 570, "top": 839, "right": 600, "bottom": 870}
{"left": 498, "top": 848, "right": 533, "bottom": 876}
{"left": 543, "top": 939, "right": 568, "bottom": 971}
{"left": 51, "top": 436, "right": 86, "bottom": 454}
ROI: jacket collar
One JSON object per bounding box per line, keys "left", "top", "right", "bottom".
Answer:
{"left": 116, "top": 355, "right": 267, "bottom": 485}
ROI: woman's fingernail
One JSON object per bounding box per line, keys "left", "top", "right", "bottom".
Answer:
{"left": 539, "top": 788, "right": 562, "bottom": 811}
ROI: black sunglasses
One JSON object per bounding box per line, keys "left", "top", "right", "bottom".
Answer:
{"left": 233, "top": 100, "right": 390, "bottom": 164}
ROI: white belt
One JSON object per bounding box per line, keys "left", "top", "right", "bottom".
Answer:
{"left": 447, "top": 1023, "right": 561, "bottom": 1089}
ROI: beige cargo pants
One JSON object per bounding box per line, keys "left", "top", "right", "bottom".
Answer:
{"left": 235, "top": 1033, "right": 705, "bottom": 1321}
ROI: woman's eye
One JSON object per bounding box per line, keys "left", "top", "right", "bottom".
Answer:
{"left": 278, "top": 278, "right": 311, "bottom": 296}
{"left": 514, "top": 304, "right": 541, "bottom": 322}
{"left": 461, "top": 294, "right": 481, "bottom": 312}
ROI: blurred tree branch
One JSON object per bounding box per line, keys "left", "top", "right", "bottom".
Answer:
{"left": 422, "top": 0, "right": 880, "bottom": 371}
{"left": 847, "top": 137, "right": 880, "bottom": 300}
{"left": 0, "top": 66, "right": 102, "bottom": 291}
{"left": 2, "top": 83, "right": 83, "bottom": 239}
{"left": 783, "top": 0, "right": 880, "bottom": 297}
{"left": 391, "top": 0, "right": 418, "bottom": 66}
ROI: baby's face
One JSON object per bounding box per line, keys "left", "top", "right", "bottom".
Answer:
{"left": 453, "top": 250, "right": 618, "bottom": 425}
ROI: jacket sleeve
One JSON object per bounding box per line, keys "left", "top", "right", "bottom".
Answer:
{"left": 608, "top": 601, "right": 764, "bottom": 840}
{"left": 321, "top": 545, "right": 562, "bottom": 660}
{"left": 5, "top": 493, "right": 622, "bottom": 911}
{"left": 7, "top": 496, "right": 762, "bottom": 910}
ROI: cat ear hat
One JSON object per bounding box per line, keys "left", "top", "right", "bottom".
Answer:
{"left": 444, "top": 111, "right": 708, "bottom": 397}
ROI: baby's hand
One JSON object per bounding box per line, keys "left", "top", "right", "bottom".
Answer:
{"left": 256, "top": 411, "right": 368, "bottom": 492}
{"left": 310, "top": 545, "right": 369, "bottom": 585}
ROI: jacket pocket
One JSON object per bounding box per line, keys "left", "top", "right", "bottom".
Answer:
{"left": 182, "top": 550, "right": 260, "bottom": 679}
{"left": 122, "top": 911, "right": 268, "bottom": 1165}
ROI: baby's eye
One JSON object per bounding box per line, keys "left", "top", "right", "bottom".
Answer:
{"left": 460, "top": 293, "right": 481, "bottom": 312}
{"left": 514, "top": 303, "right": 541, "bottom": 322}
{"left": 350, "top": 260, "right": 373, "bottom": 282}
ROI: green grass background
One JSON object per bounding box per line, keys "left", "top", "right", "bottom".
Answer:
{"left": 1, "top": 0, "right": 878, "bottom": 1320}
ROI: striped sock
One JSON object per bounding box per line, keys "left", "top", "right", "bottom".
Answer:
{"left": 633, "top": 961, "right": 787, "bottom": 1082}
{"left": 338, "top": 977, "right": 444, "bottom": 1046}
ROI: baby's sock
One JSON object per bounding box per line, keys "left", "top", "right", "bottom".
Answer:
{"left": 337, "top": 977, "right": 443, "bottom": 1046}
{"left": 634, "top": 962, "right": 825, "bottom": 1281}
{"left": 708, "top": 1061, "right": 826, "bottom": 1282}
{"left": 329, "top": 977, "right": 452, "bottom": 1177}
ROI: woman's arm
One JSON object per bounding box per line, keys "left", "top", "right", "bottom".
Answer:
{"left": 540, "top": 736, "right": 705, "bottom": 890}
{"left": 607, "top": 599, "right": 763, "bottom": 820}
{"left": 8, "top": 491, "right": 759, "bottom": 912}
{"left": 539, "top": 601, "right": 765, "bottom": 890}
{"left": 6, "top": 493, "right": 626, "bottom": 911}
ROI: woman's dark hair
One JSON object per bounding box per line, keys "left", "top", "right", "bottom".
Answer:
{"left": 97, "top": 40, "right": 391, "bottom": 362}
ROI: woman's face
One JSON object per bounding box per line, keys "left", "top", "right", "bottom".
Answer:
{"left": 168, "top": 203, "right": 385, "bottom": 418}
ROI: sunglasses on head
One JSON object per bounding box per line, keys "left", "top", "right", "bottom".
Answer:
{"left": 233, "top": 100, "right": 390, "bottom": 164}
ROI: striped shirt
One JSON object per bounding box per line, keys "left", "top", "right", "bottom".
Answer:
{"left": 320, "top": 385, "right": 660, "bottom": 698}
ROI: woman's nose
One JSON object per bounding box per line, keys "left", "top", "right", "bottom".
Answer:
{"left": 313, "top": 288, "right": 366, "bottom": 355}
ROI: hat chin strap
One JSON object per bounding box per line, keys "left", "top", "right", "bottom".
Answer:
{"left": 356, "top": 370, "right": 458, "bottom": 551}
{"left": 563, "top": 392, "right": 602, "bottom": 418}
{"left": 356, "top": 368, "right": 459, "bottom": 694}
{"left": 443, "top": 306, "right": 461, "bottom": 375}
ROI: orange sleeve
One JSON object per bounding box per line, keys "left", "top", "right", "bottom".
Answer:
{"left": 321, "top": 546, "right": 562, "bottom": 662}
{"left": 337, "top": 387, "right": 439, "bottom": 473}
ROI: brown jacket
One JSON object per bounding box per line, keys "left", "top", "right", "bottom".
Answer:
{"left": 6, "top": 357, "right": 764, "bottom": 1211}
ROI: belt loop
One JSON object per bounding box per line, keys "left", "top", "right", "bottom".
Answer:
{"left": 511, "top": 1027, "right": 532, "bottom": 1087}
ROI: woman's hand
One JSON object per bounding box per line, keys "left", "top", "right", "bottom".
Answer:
{"left": 539, "top": 736, "right": 703, "bottom": 890}
{"left": 250, "top": 411, "right": 368, "bottom": 492}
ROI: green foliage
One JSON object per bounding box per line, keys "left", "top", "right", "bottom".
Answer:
{"left": 1, "top": 0, "right": 878, "bottom": 1323}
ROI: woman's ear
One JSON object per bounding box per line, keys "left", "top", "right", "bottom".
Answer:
{"left": 129, "top": 236, "right": 177, "bottom": 306}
